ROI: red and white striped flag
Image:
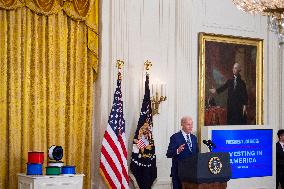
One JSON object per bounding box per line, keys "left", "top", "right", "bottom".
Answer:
{"left": 99, "top": 78, "right": 129, "bottom": 189}
{"left": 136, "top": 139, "right": 146, "bottom": 149}
{"left": 136, "top": 136, "right": 150, "bottom": 149}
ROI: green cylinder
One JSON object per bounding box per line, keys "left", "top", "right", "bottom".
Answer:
{"left": 46, "top": 166, "right": 61, "bottom": 175}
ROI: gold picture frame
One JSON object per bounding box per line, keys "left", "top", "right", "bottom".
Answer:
{"left": 198, "top": 33, "right": 263, "bottom": 131}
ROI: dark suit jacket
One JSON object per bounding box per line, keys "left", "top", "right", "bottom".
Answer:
{"left": 166, "top": 131, "right": 199, "bottom": 178}
{"left": 276, "top": 142, "right": 284, "bottom": 172}
{"left": 216, "top": 74, "right": 248, "bottom": 125}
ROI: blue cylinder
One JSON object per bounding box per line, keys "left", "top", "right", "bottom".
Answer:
{"left": 27, "top": 163, "right": 43, "bottom": 175}
{"left": 61, "top": 166, "right": 76, "bottom": 174}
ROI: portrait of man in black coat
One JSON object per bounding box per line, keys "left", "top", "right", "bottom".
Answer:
{"left": 209, "top": 63, "right": 248, "bottom": 125}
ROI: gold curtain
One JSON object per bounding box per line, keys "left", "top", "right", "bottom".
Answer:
{"left": 0, "top": 1, "right": 98, "bottom": 189}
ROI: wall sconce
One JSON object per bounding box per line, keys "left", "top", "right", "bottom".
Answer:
{"left": 151, "top": 83, "right": 167, "bottom": 116}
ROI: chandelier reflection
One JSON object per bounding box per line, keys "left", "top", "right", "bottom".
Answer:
{"left": 232, "top": 0, "right": 284, "bottom": 37}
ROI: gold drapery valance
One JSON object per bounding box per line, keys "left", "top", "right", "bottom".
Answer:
{"left": 0, "top": 0, "right": 99, "bottom": 75}
{"left": 0, "top": 0, "right": 93, "bottom": 18}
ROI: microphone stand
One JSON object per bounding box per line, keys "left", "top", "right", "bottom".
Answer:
{"left": 208, "top": 145, "right": 213, "bottom": 152}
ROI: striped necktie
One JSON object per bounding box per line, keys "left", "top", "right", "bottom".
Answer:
{"left": 186, "top": 134, "right": 192, "bottom": 151}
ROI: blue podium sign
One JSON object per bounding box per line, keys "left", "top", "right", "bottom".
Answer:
{"left": 212, "top": 129, "right": 272, "bottom": 179}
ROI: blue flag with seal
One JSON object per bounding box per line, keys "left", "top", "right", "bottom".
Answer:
{"left": 130, "top": 73, "right": 157, "bottom": 189}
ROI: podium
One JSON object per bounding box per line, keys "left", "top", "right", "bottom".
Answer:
{"left": 178, "top": 152, "right": 231, "bottom": 189}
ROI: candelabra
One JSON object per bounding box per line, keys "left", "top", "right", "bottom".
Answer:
{"left": 151, "top": 91, "right": 167, "bottom": 116}
{"left": 150, "top": 82, "right": 167, "bottom": 116}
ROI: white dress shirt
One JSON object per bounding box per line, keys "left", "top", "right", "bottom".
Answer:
{"left": 181, "top": 130, "right": 192, "bottom": 148}
{"left": 280, "top": 141, "right": 284, "bottom": 151}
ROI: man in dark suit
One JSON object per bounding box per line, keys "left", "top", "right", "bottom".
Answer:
{"left": 166, "top": 116, "right": 199, "bottom": 189}
{"left": 209, "top": 63, "right": 248, "bottom": 125}
{"left": 276, "top": 129, "right": 284, "bottom": 189}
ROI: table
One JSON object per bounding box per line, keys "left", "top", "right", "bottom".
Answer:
{"left": 18, "top": 173, "right": 84, "bottom": 189}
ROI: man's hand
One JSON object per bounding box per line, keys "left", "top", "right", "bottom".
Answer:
{"left": 209, "top": 88, "right": 216, "bottom": 94}
{"left": 177, "top": 144, "right": 185, "bottom": 154}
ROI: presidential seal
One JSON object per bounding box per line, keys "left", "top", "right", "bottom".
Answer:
{"left": 208, "top": 157, "right": 222, "bottom": 175}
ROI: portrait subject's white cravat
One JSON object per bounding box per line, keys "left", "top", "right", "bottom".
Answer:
{"left": 234, "top": 75, "right": 237, "bottom": 90}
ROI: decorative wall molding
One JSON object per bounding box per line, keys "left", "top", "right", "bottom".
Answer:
{"left": 174, "top": 0, "right": 198, "bottom": 132}
{"left": 280, "top": 42, "right": 284, "bottom": 129}
{"left": 201, "top": 0, "right": 259, "bottom": 33}
{"left": 266, "top": 31, "right": 281, "bottom": 127}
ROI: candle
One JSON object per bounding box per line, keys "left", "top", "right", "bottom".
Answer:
{"left": 165, "top": 84, "right": 167, "bottom": 97}
{"left": 161, "top": 84, "right": 163, "bottom": 96}
{"left": 156, "top": 84, "right": 158, "bottom": 96}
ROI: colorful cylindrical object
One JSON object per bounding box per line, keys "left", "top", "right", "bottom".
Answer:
{"left": 48, "top": 145, "right": 63, "bottom": 161}
{"left": 28, "top": 152, "right": 44, "bottom": 164}
{"left": 27, "top": 163, "right": 43, "bottom": 175}
{"left": 48, "top": 161, "right": 64, "bottom": 167}
{"left": 46, "top": 166, "right": 61, "bottom": 175}
{"left": 61, "top": 166, "right": 76, "bottom": 175}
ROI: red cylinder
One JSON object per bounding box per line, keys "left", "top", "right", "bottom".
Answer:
{"left": 28, "top": 152, "right": 44, "bottom": 164}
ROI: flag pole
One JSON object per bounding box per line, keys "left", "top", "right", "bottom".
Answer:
{"left": 116, "top": 59, "right": 124, "bottom": 80}
{"left": 100, "top": 59, "right": 129, "bottom": 189}
{"left": 130, "top": 60, "right": 157, "bottom": 188}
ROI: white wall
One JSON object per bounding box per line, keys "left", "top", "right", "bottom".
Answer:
{"left": 92, "top": 0, "right": 282, "bottom": 189}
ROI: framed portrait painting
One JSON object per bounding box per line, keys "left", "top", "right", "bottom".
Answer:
{"left": 198, "top": 33, "right": 263, "bottom": 129}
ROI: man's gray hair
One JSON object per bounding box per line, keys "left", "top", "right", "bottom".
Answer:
{"left": 181, "top": 116, "right": 192, "bottom": 125}
{"left": 234, "top": 62, "right": 241, "bottom": 71}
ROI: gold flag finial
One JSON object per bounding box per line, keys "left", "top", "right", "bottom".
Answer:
{"left": 116, "top": 60, "right": 124, "bottom": 80}
{"left": 144, "top": 60, "right": 152, "bottom": 71}
{"left": 116, "top": 60, "right": 124, "bottom": 70}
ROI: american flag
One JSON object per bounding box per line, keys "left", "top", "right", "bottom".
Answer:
{"left": 99, "top": 76, "right": 129, "bottom": 189}
{"left": 136, "top": 135, "right": 150, "bottom": 149}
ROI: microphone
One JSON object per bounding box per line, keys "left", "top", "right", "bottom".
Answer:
{"left": 208, "top": 140, "right": 216, "bottom": 148}
{"left": 203, "top": 140, "right": 209, "bottom": 146}
{"left": 203, "top": 140, "right": 216, "bottom": 152}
